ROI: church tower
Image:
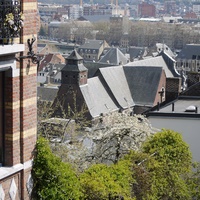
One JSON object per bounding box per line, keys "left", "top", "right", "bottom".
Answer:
{"left": 53, "top": 50, "right": 88, "bottom": 118}
{"left": 62, "top": 49, "right": 88, "bottom": 86}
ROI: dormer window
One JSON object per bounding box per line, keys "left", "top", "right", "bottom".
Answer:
{"left": 192, "top": 55, "right": 197, "bottom": 60}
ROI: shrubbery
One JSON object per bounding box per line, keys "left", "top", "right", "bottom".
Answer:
{"left": 32, "top": 130, "right": 200, "bottom": 199}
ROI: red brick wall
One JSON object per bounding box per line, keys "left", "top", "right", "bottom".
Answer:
{"left": 0, "top": 0, "right": 38, "bottom": 199}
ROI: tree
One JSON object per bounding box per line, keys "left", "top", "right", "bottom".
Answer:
{"left": 80, "top": 160, "right": 134, "bottom": 200}
{"left": 32, "top": 137, "right": 83, "bottom": 200}
{"left": 53, "top": 112, "right": 157, "bottom": 171}
{"left": 39, "top": 25, "right": 47, "bottom": 36}
{"left": 140, "top": 129, "right": 193, "bottom": 199}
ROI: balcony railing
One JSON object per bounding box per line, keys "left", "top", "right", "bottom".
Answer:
{"left": 0, "top": 0, "right": 23, "bottom": 44}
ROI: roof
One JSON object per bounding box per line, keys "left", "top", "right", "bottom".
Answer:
{"left": 80, "top": 77, "right": 119, "bottom": 118}
{"left": 123, "top": 66, "right": 163, "bottom": 106}
{"left": 83, "top": 15, "right": 111, "bottom": 22}
{"left": 156, "top": 43, "right": 175, "bottom": 58}
{"left": 99, "top": 47, "right": 128, "bottom": 65}
{"left": 37, "top": 86, "right": 59, "bottom": 102}
{"left": 181, "top": 82, "right": 200, "bottom": 96}
{"left": 62, "top": 50, "right": 88, "bottom": 72}
{"left": 79, "top": 39, "right": 104, "bottom": 50}
{"left": 124, "top": 56, "right": 173, "bottom": 78}
{"left": 67, "top": 49, "right": 83, "bottom": 60}
{"left": 98, "top": 66, "right": 135, "bottom": 109}
{"left": 176, "top": 44, "right": 200, "bottom": 60}
{"left": 62, "top": 63, "right": 88, "bottom": 72}
{"left": 128, "top": 46, "right": 147, "bottom": 61}
{"left": 147, "top": 96, "right": 200, "bottom": 118}
{"left": 84, "top": 62, "right": 115, "bottom": 78}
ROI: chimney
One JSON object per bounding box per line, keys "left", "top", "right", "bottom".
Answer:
{"left": 80, "top": 0, "right": 83, "bottom": 7}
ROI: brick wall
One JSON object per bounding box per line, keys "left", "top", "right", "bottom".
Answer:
{"left": 166, "top": 77, "right": 181, "bottom": 102}
{"left": 0, "top": 0, "right": 38, "bottom": 199}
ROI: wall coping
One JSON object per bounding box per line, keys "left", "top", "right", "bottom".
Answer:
{"left": 0, "top": 160, "right": 33, "bottom": 180}
{"left": 0, "top": 44, "right": 25, "bottom": 56}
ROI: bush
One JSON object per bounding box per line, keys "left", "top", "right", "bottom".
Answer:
{"left": 32, "top": 137, "right": 82, "bottom": 200}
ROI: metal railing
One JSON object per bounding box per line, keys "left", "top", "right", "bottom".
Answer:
{"left": 0, "top": 0, "right": 22, "bottom": 44}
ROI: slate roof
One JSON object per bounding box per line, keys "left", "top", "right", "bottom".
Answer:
{"left": 158, "top": 51, "right": 179, "bottom": 77}
{"left": 123, "top": 66, "right": 163, "bottom": 106}
{"left": 99, "top": 47, "right": 128, "bottom": 65}
{"left": 38, "top": 86, "right": 59, "bottom": 102}
{"left": 67, "top": 49, "right": 83, "bottom": 60}
{"left": 79, "top": 39, "right": 104, "bottom": 50}
{"left": 98, "top": 66, "right": 135, "bottom": 109}
{"left": 83, "top": 15, "right": 111, "bottom": 22}
{"left": 124, "top": 56, "right": 174, "bottom": 78}
{"left": 156, "top": 43, "right": 175, "bottom": 58}
{"left": 62, "top": 50, "right": 88, "bottom": 72}
{"left": 181, "top": 82, "right": 200, "bottom": 96}
{"left": 128, "top": 46, "right": 147, "bottom": 61}
{"left": 80, "top": 77, "right": 119, "bottom": 118}
{"left": 176, "top": 44, "right": 200, "bottom": 60}
{"left": 84, "top": 62, "right": 115, "bottom": 78}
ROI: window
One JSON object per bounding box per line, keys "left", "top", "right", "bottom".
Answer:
{"left": 192, "top": 55, "right": 197, "bottom": 60}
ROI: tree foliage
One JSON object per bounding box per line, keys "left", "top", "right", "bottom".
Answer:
{"left": 32, "top": 137, "right": 82, "bottom": 200}
{"left": 32, "top": 129, "right": 200, "bottom": 200}
{"left": 139, "top": 129, "right": 193, "bottom": 199}
{"left": 80, "top": 161, "right": 134, "bottom": 200}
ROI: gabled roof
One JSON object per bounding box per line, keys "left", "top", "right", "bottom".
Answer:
{"left": 158, "top": 51, "right": 179, "bottom": 77}
{"left": 79, "top": 39, "right": 104, "bottom": 50}
{"left": 123, "top": 66, "right": 163, "bottom": 106}
{"left": 98, "top": 66, "right": 135, "bottom": 109}
{"left": 99, "top": 47, "right": 128, "bottom": 65}
{"left": 124, "top": 56, "right": 174, "bottom": 78}
{"left": 80, "top": 77, "right": 119, "bottom": 118}
{"left": 128, "top": 46, "right": 147, "bottom": 61}
{"left": 156, "top": 43, "right": 175, "bottom": 58}
{"left": 67, "top": 49, "right": 83, "bottom": 60}
{"left": 176, "top": 44, "right": 200, "bottom": 60}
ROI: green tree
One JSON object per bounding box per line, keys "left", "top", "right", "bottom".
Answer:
{"left": 32, "top": 137, "right": 82, "bottom": 200}
{"left": 80, "top": 160, "right": 134, "bottom": 200}
{"left": 140, "top": 129, "right": 192, "bottom": 199}
{"left": 39, "top": 25, "right": 47, "bottom": 36}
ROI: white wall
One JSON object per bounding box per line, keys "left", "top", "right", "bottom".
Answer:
{"left": 149, "top": 116, "right": 200, "bottom": 162}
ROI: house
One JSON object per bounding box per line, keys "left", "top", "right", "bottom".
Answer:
{"left": 98, "top": 47, "right": 129, "bottom": 65}
{"left": 176, "top": 44, "right": 200, "bottom": 73}
{"left": 125, "top": 53, "right": 182, "bottom": 103}
{"left": 52, "top": 50, "right": 167, "bottom": 120}
{"left": 145, "top": 82, "right": 200, "bottom": 161}
{"left": 38, "top": 53, "right": 65, "bottom": 70}
{"left": 78, "top": 39, "right": 109, "bottom": 62}
{"left": 0, "top": 0, "right": 37, "bottom": 199}
{"left": 38, "top": 63, "right": 65, "bottom": 85}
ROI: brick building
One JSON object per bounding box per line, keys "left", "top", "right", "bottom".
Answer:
{"left": 0, "top": 0, "right": 38, "bottom": 199}
{"left": 138, "top": 2, "right": 156, "bottom": 18}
